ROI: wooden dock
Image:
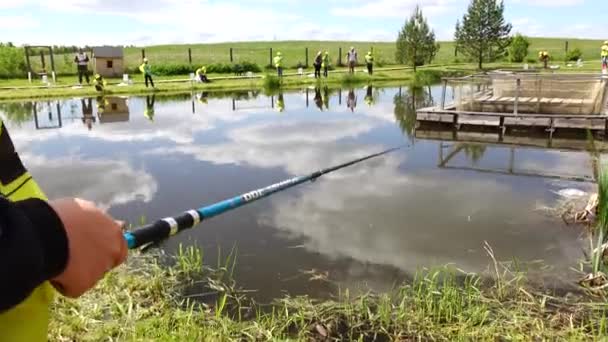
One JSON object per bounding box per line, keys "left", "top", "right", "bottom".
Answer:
{"left": 418, "top": 73, "right": 608, "bottom": 134}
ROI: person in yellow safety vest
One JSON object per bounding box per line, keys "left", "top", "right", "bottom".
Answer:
{"left": 144, "top": 94, "right": 156, "bottom": 121}
{"left": 196, "top": 66, "right": 210, "bottom": 83}
{"left": 538, "top": 51, "right": 550, "bottom": 69}
{"left": 277, "top": 93, "right": 285, "bottom": 112}
{"left": 322, "top": 51, "right": 330, "bottom": 78}
{"left": 93, "top": 74, "right": 107, "bottom": 92}
{"left": 601, "top": 41, "right": 608, "bottom": 70}
{"left": 139, "top": 58, "right": 155, "bottom": 88}
{"left": 365, "top": 51, "right": 374, "bottom": 76}
{"left": 274, "top": 52, "right": 284, "bottom": 77}
{"left": 0, "top": 119, "right": 127, "bottom": 341}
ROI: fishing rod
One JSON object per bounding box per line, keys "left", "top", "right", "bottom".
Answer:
{"left": 124, "top": 146, "right": 404, "bottom": 249}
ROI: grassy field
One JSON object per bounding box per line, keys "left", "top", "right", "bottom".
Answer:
{"left": 21, "top": 37, "right": 606, "bottom": 77}
{"left": 49, "top": 244, "right": 608, "bottom": 341}
{"left": 0, "top": 65, "right": 468, "bottom": 101}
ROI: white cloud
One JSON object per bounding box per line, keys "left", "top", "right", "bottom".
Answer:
{"left": 0, "top": 14, "right": 39, "bottom": 30}
{"left": 331, "top": 0, "right": 458, "bottom": 18}
{"left": 508, "top": 0, "right": 584, "bottom": 6}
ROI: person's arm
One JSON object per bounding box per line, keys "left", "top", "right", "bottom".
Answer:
{"left": 0, "top": 195, "right": 68, "bottom": 313}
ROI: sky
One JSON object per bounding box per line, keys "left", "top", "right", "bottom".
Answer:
{"left": 0, "top": 0, "right": 605, "bottom": 46}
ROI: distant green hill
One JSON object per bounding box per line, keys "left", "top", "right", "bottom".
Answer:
{"left": 122, "top": 38, "right": 604, "bottom": 68}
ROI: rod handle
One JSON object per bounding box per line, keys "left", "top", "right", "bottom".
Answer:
{"left": 124, "top": 220, "right": 171, "bottom": 249}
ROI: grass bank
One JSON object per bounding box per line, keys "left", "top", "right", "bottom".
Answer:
{"left": 0, "top": 66, "right": 449, "bottom": 102}
{"left": 3, "top": 60, "right": 605, "bottom": 102}
{"left": 50, "top": 244, "right": 608, "bottom": 341}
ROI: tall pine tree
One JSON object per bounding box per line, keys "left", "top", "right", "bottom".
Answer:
{"left": 395, "top": 6, "right": 439, "bottom": 71}
{"left": 454, "top": 0, "right": 511, "bottom": 69}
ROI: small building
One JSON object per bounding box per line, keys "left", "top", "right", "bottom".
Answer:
{"left": 92, "top": 46, "right": 124, "bottom": 77}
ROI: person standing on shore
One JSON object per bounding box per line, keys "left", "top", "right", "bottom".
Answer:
{"left": 347, "top": 47, "right": 357, "bottom": 74}
{"left": 601, "top": 41, "right": 608, "bottom": 72}
{"left": 74, "top": 49, "right": 90, "bottom": 85}
{"left": 322, "top": 51, "right": 330, "bottom": 78}
{"left": 139, "top": 58, "right": 155, "bottom": 88}
{"left": 274, "top": 52, "right": 284, "bottom": 77}
{"left": 313, "top": 51, "right": 322, "bottom": 79}
{"left": 365, "top": 51, "right": 374, "bottom": 75}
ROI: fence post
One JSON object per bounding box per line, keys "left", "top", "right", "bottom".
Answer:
{"left": 49, "top": 47, "right": 56, "bottom": 82}
{"left": 269, "top": 48, "right": 273, "bottom": 67}
{"left": 188, "top": 48, "right": 192, "bottom": 65}
{"left": 141, "top": 48, "right": 146, "bottom": 59}
{"left": 230, "top": 48, "right": 233, "bottom": 62}
{"left": 305, "top": 47, "right": 308, "bottom": 68}
{"left": 25, "top": 48, "right": 32, "bottom": 81}
{"left": 514, "top": 78, "right": 521, "bottom": 116}
{"left": 565, "top": 41, "right": 569, "bottom": 55}
{"left": 338, "top": 47, "right": 342, "bottom": 66}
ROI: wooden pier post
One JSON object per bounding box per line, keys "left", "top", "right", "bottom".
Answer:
{"left": 514, "top": 78, "right": 521, "bottom": 115}
{"left": 441, "top": 79, "right": 448, "bottom": 109}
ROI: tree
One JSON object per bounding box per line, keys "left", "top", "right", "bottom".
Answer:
{"left": 508, "top": 34, "right": 529, "bottom": 63}
{"left": 454, "top": 0, "right": 512, "bottom": 69}
{"left": 395, "top": 5, "right": 439, "bottom": 71}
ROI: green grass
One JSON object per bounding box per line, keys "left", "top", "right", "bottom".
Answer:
{"left": 3, "top": 58, "right": 603, "bottom": 102}
{"left": 0, "top": 66, "right": 434, "bottom": 102}
{"left": 49, "top": 245, "right": 608, "bottom": 341}
{"left": 20, "top": 38, "right": 607, "bottom": 77}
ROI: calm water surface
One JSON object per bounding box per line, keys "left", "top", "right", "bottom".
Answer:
{"left": 0, "top": 86, "right": 595, "bottom": 300}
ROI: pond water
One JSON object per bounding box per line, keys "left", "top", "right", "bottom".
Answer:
{"left": 0, "top": 85, "right": 596, "bottom": 301}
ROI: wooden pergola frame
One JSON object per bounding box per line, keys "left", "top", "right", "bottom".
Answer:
{"left": 24, "top": 45, "right": 57, "bottom": 82}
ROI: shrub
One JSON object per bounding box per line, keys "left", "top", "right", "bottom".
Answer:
{"left": 0, "top": 46, "right": 27, "bottom": 78}
{"left": 525, "top": 57, "right": 537, "bottom": 64}
{"left": 125, "top": 61, "right": 262, "bottom": 76}
{"left": 566, "top": 48, "right": 583, "bottom": 62}
{"left": 508, "top": 34, "right": 530, "bottom": 63}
